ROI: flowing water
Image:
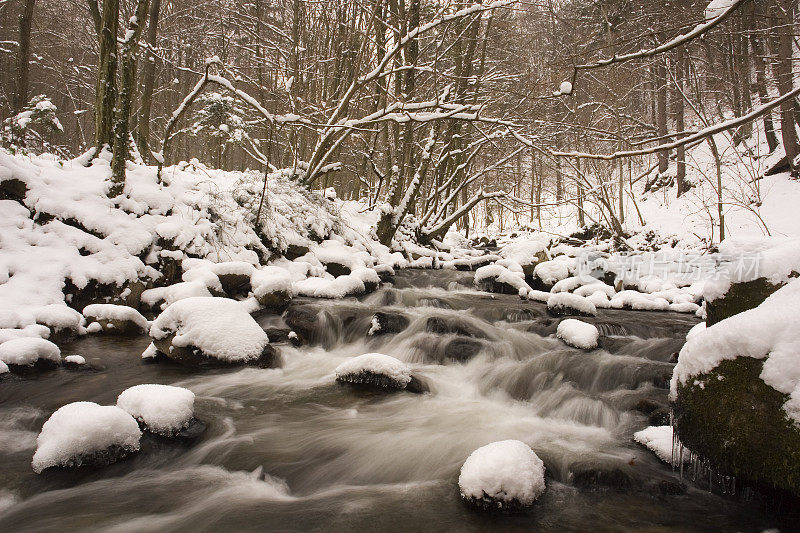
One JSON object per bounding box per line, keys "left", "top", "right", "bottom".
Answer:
{"left": 0, "top": 270, "right": 789, "bottom": 532}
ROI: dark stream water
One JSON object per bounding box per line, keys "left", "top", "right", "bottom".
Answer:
{"left": 0, "top": 270, "right": 790, "bottom": 531}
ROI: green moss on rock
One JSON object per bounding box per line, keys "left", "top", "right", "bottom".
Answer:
{"left": 705, "top": 278, "right": 784, "bottom": 326}
{"left": 674, "top": 357, "right": 800, "bottom": 496}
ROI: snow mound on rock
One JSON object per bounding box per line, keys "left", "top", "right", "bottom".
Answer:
{"left": 671, "top": 278, "right": 800, "bottom": 423}
{"left": 0, "top": 324, "right": 50, "bottom": 344}
{"left": 34, "top": 304, "right": 84, "bottom": 332}
{"left": 534, "top": 258, "right": 573, "bottom": 286}
{"left": 556, "top": 319, "right": 599, "bottom": 349}
{"left": 64, "top": 355, "right": 85, "bottom": 365}
{"left": 150, "top": 297, "right": 268, "bottom": 363}
{"left": 634, "top": 425, "right": 686, "bottom": 465}
{"left": 335, "top": 352, "right": 412, "bottom": 389}
{"left": 117, "top": 384, "right": 196, "bottom": 435}
{"left": 83, "top": 304, "right": 149, "bottom": 331}
{"left": 141, "top": 281, "right": 213, "bottom": 309}
{"left": 474, "top": 264, "right": 531, "bottom": 294}
{"left": 547, "top": 292, "right": 597, "bottom": 316}
{"left": 458, "top": 440, "right": 546, "bottom": 510}
{"left": 31, "top": 402, "right": 141, "bottom": 473}
{"left": 0, "top": 337, "right": 61, "bottom": 366}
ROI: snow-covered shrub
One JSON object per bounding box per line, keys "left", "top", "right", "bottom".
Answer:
{"left": 190, "top": 92, "right": 251, "bottom": 147}
{"left": 31, "top": 402, "right": 141, "bottom": 473}
{"left": 117, "top": 384, "right": 196, "bottom": 436}
{"left": 458, "top": 440, "right": 546, "bottom": 512}
{"left": 2, "top": 95, "right": 63, "bottom": 154}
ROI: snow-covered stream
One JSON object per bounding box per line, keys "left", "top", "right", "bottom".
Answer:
{"left": 0, "top": 270, "right": 787, "bottom": 531}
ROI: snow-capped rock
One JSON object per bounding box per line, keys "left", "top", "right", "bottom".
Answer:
{"left": 474, "top": 264, "right": 531, "bottom": 296}
{"left": 335, "top": 352, "right": 417, "bottom": 391}
{"left": 83, "top": 304, "right": 149, "bottom": 334}
{"left": 0, "top": 337, "right": 61, "bottom": 368}
{"left": 458, "top": 440, "right": 546, "bottom": 512}
{"left": 32, "top": 402, "right": 141, "bottom": 473}
{"left": 547, "top": 292, "right": 597, "bottom": 317}
{"left": 556, "top": 319, "right": 599, "bottom": 350}
{"left": 149, "top": 297, "right": 273, "bottom": 366}
{"left": 117, "top": 384, "right": 196, "bottom": 436}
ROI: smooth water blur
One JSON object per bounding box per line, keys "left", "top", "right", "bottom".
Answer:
{"left": 0, "top": 270, "right": 788, "bottom": 532}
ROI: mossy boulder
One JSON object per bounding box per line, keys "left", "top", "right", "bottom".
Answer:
{"left": 705, "top": 278, "right": 784, "bottom": 326}
{"left": 673, "top": 357, "right": 800, "bottom": 496}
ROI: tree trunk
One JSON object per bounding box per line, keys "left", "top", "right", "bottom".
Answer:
{"left": 575, "top": 157, "right": 585, "bottom": 227}
{"left": 750, "top": 21, "right": 779, "bottom": 152}
{"left": 110, "top": 0, "right": 150, "bottom": 195}
{"left": 655, "top": 58, "right": 669, "bottom": 174}
{"left": 14, "top": 0, "right": 36, "bottom": 113}
{"left": 675, "top": 47, "right": 687, "bottom": 196}
{"left": 95, "top": 0, "right": 119, "bottom": 151}
{"left": 136, "top": 0, "right": 161, "bottom": 161}
{"left": 776, "top": 0, "right": 798, "bottom": 169}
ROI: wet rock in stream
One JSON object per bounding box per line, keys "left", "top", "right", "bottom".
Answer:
{"left": 425, "top": 316, "right": 489, "bottom": 339}
{"left": 368, "top": 312, "right": 410, "bottom": 337}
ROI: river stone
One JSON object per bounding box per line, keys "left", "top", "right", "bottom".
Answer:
{"left": 525, "top": 318, "right": 557, "bottom": 337}
{"left": 705, "top": 278, "right": 785, "bottom": 326}
{"left": 369, "top": 312, "right": 410, "bottom": 336}
{"left": 476, "top": 276, "right": 521, "bottom": 296}
{"left": 569, "top": 460, "right": 635, "bottom": 490}
{"left": 139, "top": 417, "right": 207, "bottom": 441}
{"left": 217, "top": 272, "right": 251, "bottom": 298}
{"left": 336, "top": 371, "right": 427, "bottom": 394}
{"left": 673, "top": 357, "right": 800, "bottom": 497}
{"left": 283, "top": 305, "right": 321, "bottom": 344}
{"left": 7, "top": 358, "right": 60, "bottom": 374}
{"left": 324, "top": 261, "right": 351, "bottom": 278}
{"left": 152, "top": 333, "right": 279, "bottom": 368}
{"left": 633, "top": 399, "right": 671, "bottom": 426}
{"left": 443, "top": 337, "right": 482, "bottom": 363}
{"left": 263, "top": 327, "right": 301, "bottom": 345}
{"left": 83, "top": 317, "right": 146, "bottom": 336}
{"left": 0, "top": 177, "right": 27, "bottom": 201}
{"left": 284, "top": 244, "right": 310, "bottom": 261}
{"left": 37, "top": 444, "right": 137, "bottom": 473}
{"left": 255, "top": 288, "right": 292, "bottom": 313}
{"left": 425, "top": 316, "right": 487, "bottom": 339}
{"left": 64, "top": 279, "right": 146, "bottom": 312}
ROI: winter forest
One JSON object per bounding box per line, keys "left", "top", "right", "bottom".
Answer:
{"left": 1, "top": 0, "right": 800, "bottom": 530}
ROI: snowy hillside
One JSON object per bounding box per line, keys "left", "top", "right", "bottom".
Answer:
{"left": 0, "top": 149, "right": 409, "bottom": 331}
